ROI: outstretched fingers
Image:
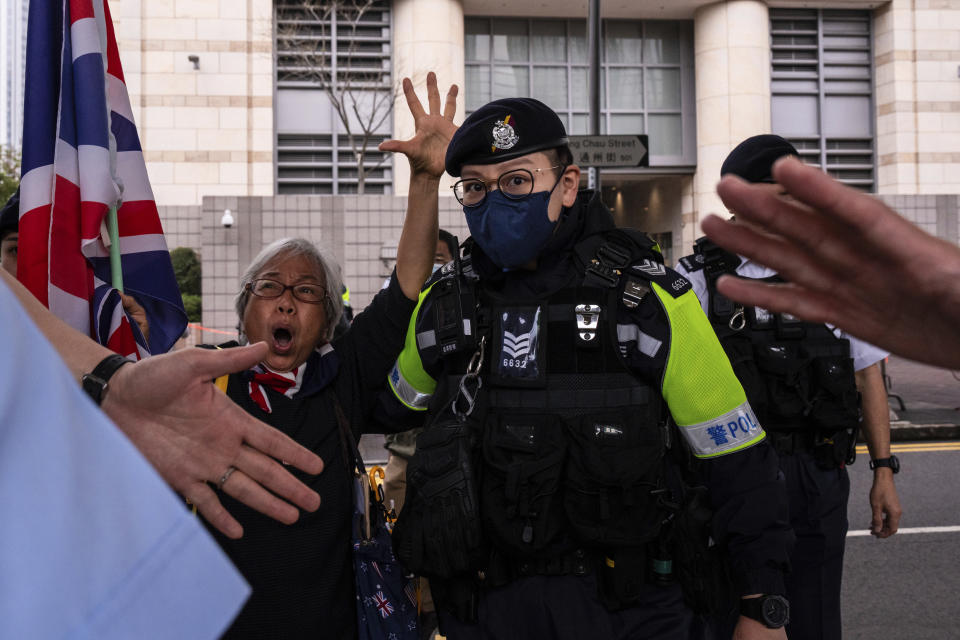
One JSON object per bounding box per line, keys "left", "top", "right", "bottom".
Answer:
{"left": 189, "top": 341, "right": 270, "bottom": 381}
{"left": 701, "top": 214, "right": 837, "bottom": 293}
{"left": 443, "top": 83, "right": 459, "bottom": 121}
{"left": 240, "top": 407, "right": 324, "bottom": 477}
{"left": 185, "top": 483, "right": 244, "bottom": 539}
{"left": 235, "top": 443, "right": 322, "bottom": 513}
{"left": 714, "top": 277, "right": 837, "bottom": 327}
{"left": 220, "top": 466, "right": 302, "bottom": 525}
{"left": 426, "top": 71, "right": 441, "bottom": 115}
{"left": 401, "top": 76, "right": 426, "bottom": 122}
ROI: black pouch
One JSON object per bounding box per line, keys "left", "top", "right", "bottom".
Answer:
{"left": 755, "top": 342, "right": 809, "bottom": 420}
{"left": 813, "top": 429, "right": 853, "bottom": 470}
{"left": 393, "top": 418, "right": 486, "bottom": 579}
{"left": 671, "top": 486, "right": 737, "bottom": 616}
{"left": 564, "top": 409, "right": 664, "bottom": 546}
{"left": 597, "top": 547, "right": 649, "bottom": 611}
{"left": 480, "top": 413, "right": 567, "bottom": 556}
{"left": 808, "top": 353, "right": 860, "bottom": 431}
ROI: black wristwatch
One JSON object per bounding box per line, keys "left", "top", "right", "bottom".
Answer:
{"left": 81, "top": 354, "right": 131, "bottom": 405}
{"left": 869, "top": 455, "right": 900, "bottom": 474}
{"left": 740, "top": 595, "right": 790, "bottom": 629}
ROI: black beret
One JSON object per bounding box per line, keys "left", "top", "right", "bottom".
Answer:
{"left": 0, "top": 187, "right": 18, "bottom": 238}
{"left": 720, "top": 135, "right": 799, "bottom": 183}
{"left": 445, "top": 98, "right": 568, "bottom": 177}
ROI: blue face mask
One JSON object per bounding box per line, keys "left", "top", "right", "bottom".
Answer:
{"left": 464, "top": 187, "right": 558, "bottom": 269}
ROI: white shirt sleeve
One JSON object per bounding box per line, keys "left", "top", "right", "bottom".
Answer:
{"left": 0, "top": 280, "right": 249, "bottom": 640}
{"left": 835, "top": 329, "right": 889, "bottom": 371}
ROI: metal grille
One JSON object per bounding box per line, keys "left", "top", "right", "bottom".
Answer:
{"left": 276, "top": 1, "right": 391, "bottom": 89}
{"left": 275, "top": 1, "right": 393, "bottom": 195}
{"left": 277, "top": 133, "right": 392, "bottom": 194}
{"left": 770, "top": 9, "right": 875, "bottom": 191}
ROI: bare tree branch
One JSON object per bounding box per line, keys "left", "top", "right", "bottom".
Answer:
{"left": 276, "top": 0, "right": 394, "bottom": 193}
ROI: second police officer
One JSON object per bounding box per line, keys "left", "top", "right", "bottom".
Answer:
{"left": 377, "top": 97, "right": 793, "bottom": 639}
{"left": 676, "top": 135, "right": 903, "bottom": 640}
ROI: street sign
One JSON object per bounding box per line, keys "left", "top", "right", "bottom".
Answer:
{"left": 568, "top": 135, "right": 649, "bottom": 168}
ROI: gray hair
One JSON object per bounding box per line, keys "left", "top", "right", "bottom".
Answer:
{"left": 235, "top": 237, "right": 344, "bottom": 343}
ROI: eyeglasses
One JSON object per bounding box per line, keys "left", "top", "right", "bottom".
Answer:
{"left": 246, "top": 278, "right": 327, "bottom": 304}
{"left": 452, "top": 166, "right": 562, "bottom": 207}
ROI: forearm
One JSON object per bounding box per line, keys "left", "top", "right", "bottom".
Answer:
{"left": 395, "top": 174, "right": 440, "bottom": 300}
{"left": 703, "top": 442, "right": 793, "bottom": 596}
{"left": 0, "top": 269, "right": 112, "bottom": 381}
{"left": 856, "top": 363, "right": 891, "bottom": 460}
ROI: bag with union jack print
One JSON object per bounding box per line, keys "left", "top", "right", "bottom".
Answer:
{"left": 333, "top": 399, "right": 419, "bottom": 640}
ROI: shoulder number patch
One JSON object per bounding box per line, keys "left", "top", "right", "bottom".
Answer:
{"left": 629, "top": 261, "right": 692, "bottom": 299}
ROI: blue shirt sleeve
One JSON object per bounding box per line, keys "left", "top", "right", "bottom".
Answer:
{"left": 0, "top": 280, "right": 250, "bottom": 640}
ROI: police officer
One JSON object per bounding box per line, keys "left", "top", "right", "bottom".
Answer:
{"left": 676, "top": 135, "right": 902, "bottom": 640}
{"left": 376, "top": 98, "right": 793, "bottom": 640}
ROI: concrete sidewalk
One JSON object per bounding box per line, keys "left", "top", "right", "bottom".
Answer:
{"left": 888, "top": 408, "right": 960, "bottom": 442}
{"left": 884, "top": 356, "right": 960, "bottom": 442}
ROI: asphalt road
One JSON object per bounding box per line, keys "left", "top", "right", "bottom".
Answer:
{"left": 842, "top": 441, "right": 960, "bottom": 639}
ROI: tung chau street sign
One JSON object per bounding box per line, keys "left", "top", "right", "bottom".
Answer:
{"left": 568, "top": 135, "right": 649, "bottom": 168}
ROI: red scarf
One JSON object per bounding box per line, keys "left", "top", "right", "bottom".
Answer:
{"left": 248, "top": 368, "right": 298, "bottom": 414}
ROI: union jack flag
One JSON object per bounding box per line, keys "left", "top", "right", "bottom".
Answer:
{"left": 19, "top": 0, "right": 186, "bottom": 358}
{"left": 373, "top": 591, "right": 394, "bottom": 619}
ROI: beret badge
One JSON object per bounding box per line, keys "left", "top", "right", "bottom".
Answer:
{"left": 491, "top": 115, "right": 519, "bottom": 152}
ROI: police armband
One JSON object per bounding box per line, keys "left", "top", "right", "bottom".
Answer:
{"left": 677, "top": 402, "right": 765, "bottom": 459}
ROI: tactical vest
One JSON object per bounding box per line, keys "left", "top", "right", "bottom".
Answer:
{"left": 683, "top": 238, "right": 860, "bottom": 434}
{"left": 395, "top": 229, "right": 681, "bottom": 584}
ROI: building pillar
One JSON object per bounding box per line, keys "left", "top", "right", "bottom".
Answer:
{"left": 688, "top": 0, "right": 771, "bottom": 248}
{"left": 391, "top": 0, "right": 465, "bottom": 196}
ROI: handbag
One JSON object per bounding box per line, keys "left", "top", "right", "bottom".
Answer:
{"left": 333, "top": 399, "right": 419, "bottom": 640}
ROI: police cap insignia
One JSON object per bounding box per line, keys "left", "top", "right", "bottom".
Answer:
{"left": 491, "top": 116, "right": 519, "bottom": 151}
{"left": 445, "top": 97, "right": 568, "bottom": 177}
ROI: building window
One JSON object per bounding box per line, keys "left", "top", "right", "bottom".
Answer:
{"left": 275, "top": 1, "right": 393, "bottom": 194}
{"left": 770, "top": 9, "right": 875, "bottom": 191}
{"left": 465, "top": 18, "right": 696, "bottom": 166}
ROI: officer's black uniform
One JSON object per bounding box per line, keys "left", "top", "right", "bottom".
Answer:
{"left": 375, "top": 102, "right": 793, "bottom": 640}
{"left": 677, "top": 135, "right": 875, "bottom": 640}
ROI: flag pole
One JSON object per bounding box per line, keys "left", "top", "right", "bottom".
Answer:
{"left": 107, "top": 205, "right": 123, "bottom": 293}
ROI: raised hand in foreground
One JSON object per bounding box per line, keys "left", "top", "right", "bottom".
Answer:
{"left": 702, "top": 155, "right": 960, "bottom": 369}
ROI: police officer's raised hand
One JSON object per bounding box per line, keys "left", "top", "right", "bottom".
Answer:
{"left": 379, "top": 71, "right": 458, "bottom": 179}
{"left": 702, "top": 156, "right": 960, "bottom": 370}
{"left": 733, "top": 616, "right": 788, "bottom": 640}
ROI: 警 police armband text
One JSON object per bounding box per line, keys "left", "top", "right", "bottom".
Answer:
{"left": 676, "top": 401, "right": 765, "bottom": 458}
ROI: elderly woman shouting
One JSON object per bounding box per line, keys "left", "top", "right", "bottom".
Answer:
{"left": 201, "top": 73, "right": 458, "bottom": 639}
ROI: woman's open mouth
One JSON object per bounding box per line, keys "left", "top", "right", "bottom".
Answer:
{"left": 272, "top": 327, "right": 294, "bottom": 353}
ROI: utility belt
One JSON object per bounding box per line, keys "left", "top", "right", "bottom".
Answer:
{"left": 430, "top": 484, "right": 734, "bottom": 623}
{"left": 484, "top": 547, "right": 595, "bottom": 587}
{"left": 766, "top": 426, "right": 858, "bottom": 469}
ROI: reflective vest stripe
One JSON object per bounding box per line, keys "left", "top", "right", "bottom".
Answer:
{"left": 616, "top": 323, "right": 663, "bottom": 358}
{"left": 388, "top": 361, "right": 432, "bottom": 411}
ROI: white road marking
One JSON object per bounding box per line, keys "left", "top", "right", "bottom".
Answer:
{"left": 848, "top": 525, "right": 960, "bottom": 537}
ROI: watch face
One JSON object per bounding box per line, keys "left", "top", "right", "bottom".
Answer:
{"left": 761, "top": 596, "right": 790, "bottom": 627}
{"left": 890, "top": 455, "right": 900, "bottom": 473}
